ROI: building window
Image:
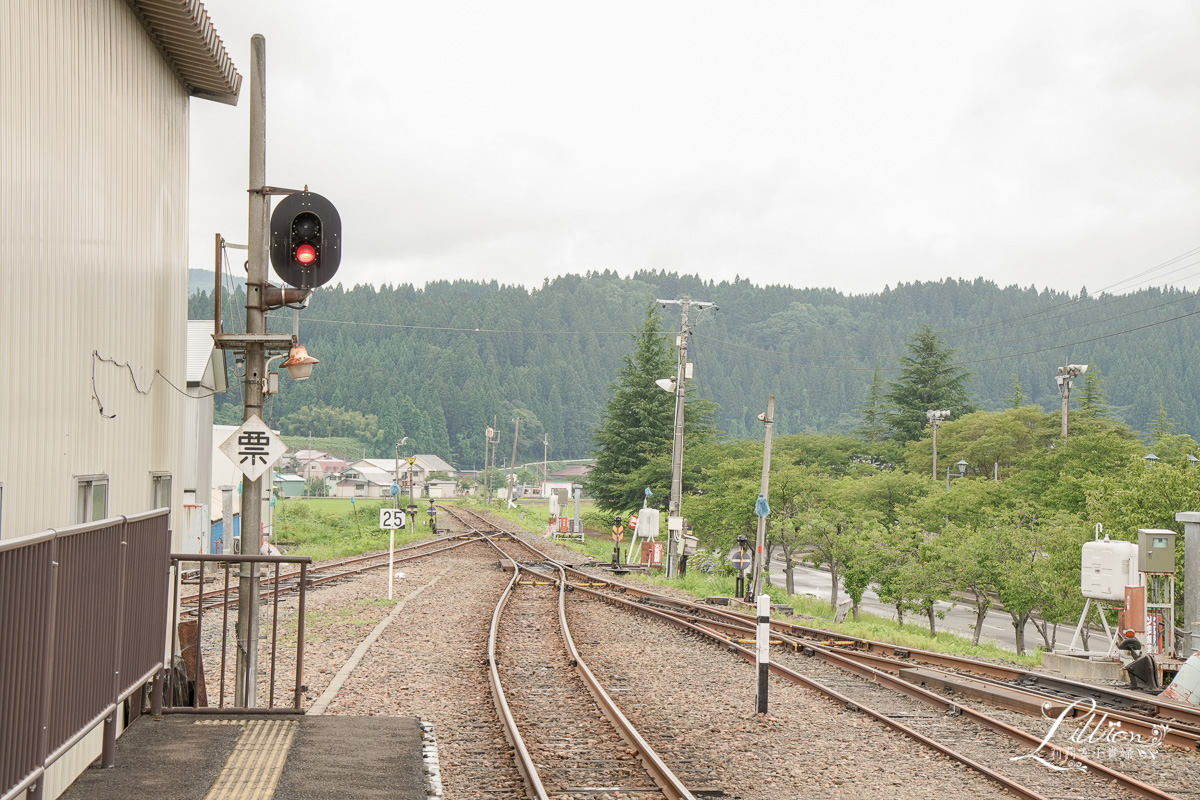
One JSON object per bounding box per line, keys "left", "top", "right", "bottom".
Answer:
{"left": 76, "top": 476, "right": 109, "bottom": 523}
{"left": 152, "top": 473, "right": 173, "bottom": 510}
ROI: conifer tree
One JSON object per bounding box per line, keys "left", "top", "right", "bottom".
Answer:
{"left": 1007, "top": 374, "right": 1024, "bottom": 408}
{"left": 855, "top": 361, "right": 889, "bottom": 444}
{"left": 586, "top": 302, "right": 718, "bottom": 512}
{"left": 883, "top": 325, "right": 972, "bottom": 444}
{"left": 1078, "top": 366, "right": 1111, "bottom": 418}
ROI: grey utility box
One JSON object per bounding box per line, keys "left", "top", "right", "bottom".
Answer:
{"left": 1137, "top": 529, "right": 1177, "bottom": 573}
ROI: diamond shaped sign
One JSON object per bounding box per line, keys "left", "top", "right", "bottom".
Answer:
{"left": 219, "top": 416, "right": 287, "bottom": 482}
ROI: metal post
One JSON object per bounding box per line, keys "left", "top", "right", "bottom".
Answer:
{"left": 407, "top": 456, "right": 417, "bottom": 529}
{"left": 1058, "top": 376, "right": 1071, "bottom": 438}
{"left": 1175, "top": 512, "right": 1200, "bottom": 654}
{"left": 390, "top": 443, "right": 400, "bottom": 600}
{"left": 510, "top": 417, "right": 520, "bottom": 503}
{"left": 236, "top": 33, "right": 268, "bottom": 708}
{"left": 931, "top": 417, "right": 939, "bottom": 480}
{"left": 573, "top": 486, "right": 582, "bottom": 535}
{"left": 750, "top": 396, "right": 774, "bottom": 599}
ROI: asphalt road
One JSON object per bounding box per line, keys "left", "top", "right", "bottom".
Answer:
{"left": 766, "top": 554, "right": 1105, "bottom": 655}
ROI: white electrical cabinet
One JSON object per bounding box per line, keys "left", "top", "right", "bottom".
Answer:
{"left": 634, "top": 507, "right": 660, "bottom": 539}
{"left": 1080, "top": 538, "right": 1138, "bottom": 601}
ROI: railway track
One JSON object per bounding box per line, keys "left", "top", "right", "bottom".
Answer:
{"left": 177, "top": 532, "right": 484, "bottom": 615}
{"left": 480, "top": 530, "right": 698, "bottom": 798}
{"left": 455, "top": 505, "right": 1196, "bottom": 800}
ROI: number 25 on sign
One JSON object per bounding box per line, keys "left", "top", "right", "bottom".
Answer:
{"left": 380, "top": 508, "right": 406, "bottom": 529}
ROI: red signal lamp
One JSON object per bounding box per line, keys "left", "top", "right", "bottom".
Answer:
{"left": 295, "top": 243, "right": 317, "bottom": 265}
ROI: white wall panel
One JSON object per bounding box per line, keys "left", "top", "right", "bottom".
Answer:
{"left": 0, "top": 0, "right": 189, "bottom": 546}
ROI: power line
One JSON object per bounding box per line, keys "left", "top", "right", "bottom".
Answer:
{"left": 270, "top": 314, "right": 637, "bottom": 337}
{"left": 937, "top": 243, "right": 1200, "bottom": 337}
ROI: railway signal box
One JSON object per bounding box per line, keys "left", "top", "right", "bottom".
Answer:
{"left": 270, "top": 190, "right": 341, "bottom": 289}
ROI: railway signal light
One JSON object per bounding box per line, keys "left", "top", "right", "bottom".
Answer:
{"left": 270, "top": 191, "right": 341, "bottom": 289}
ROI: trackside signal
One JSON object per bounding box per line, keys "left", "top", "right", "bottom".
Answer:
{"left": 270, "top": 191, "right": 341, "bottom": 289}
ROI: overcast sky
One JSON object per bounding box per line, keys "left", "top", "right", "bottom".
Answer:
{"left": 189, "top": 2, "right": 1200, "bottom": 297}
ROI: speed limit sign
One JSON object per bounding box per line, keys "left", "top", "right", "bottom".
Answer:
{"left": 380, "top": 508, "right": 406, "bottom": 529}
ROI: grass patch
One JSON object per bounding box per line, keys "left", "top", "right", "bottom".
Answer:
{"left": 274, "top": 497, "right": 429, "bottom": 561}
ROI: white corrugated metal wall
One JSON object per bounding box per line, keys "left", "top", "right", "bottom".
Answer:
{"left": 0, "top": 0, "right": 189, "bottom": 550}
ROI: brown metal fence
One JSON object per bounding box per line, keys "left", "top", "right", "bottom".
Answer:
{"left": 0, "top": 511, "right": 170, "bottom": 800}
{"left": 165, "top": 553, "right": 311, "bottom": 715}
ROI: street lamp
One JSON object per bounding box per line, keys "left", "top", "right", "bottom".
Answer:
{"left": 946, "top": 459, "right": 968, "bottom": 492}
{"left": 926, "top": 410, "right": 951, "bottom": 480}
{"left": 1055, "top": 364, "right": 1089, "bottom": 438}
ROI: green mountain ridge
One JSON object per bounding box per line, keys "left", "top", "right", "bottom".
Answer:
{"left": 188, "top": 271, "right": 1200, "bottom": 467}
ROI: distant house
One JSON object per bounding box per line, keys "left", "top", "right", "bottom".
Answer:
{"left": 349, "top": 455, "right": 458, "bottom": 498}
{"left": 273, "top": 474, "right": 305, "bottom": 499}
{"left": 550, "top": 464, "right": 592, "bottom": 482}
{"left": 291, "top": 449, "right": 349, "bottom": 481}
{"left": 542, "top": 481, "right": 578, "bottom": 507}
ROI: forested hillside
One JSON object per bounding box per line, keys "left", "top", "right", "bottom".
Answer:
{"left": 189, "top": 271, "right": 1200, "bottom": 467}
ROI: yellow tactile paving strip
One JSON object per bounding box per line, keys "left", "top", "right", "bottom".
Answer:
{"left": 198, "top": 719, "right": 299, "bottom": 800}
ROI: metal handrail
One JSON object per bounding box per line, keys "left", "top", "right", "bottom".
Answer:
{"left": 166, "top": 552, "right": 312, "bottom": 714}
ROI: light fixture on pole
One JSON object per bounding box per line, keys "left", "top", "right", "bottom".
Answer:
{"left": 1055, "top": 364, "right": 1088, "bottom": 438}
{"left": 262, "top": 346, "right": 319, "bottom": 394}
{"left": 281, "top": 345, "right": 319, "bottom": 380}
{"left": 926, "top": 410, "right": 951, "bottom": 481}
{"left": 946, "top": 458, "right": 968, "bottom": 492}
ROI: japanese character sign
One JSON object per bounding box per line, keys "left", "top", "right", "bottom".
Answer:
{"left": 220, "top": 416, "right": 286, "bottom": 481}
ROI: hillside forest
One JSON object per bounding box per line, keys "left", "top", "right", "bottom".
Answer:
{"left": 189, "top": 270, "right": 1200, "bottom": 468}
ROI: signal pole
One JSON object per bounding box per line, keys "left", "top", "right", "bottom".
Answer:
{"left": 236, "top": 34, "right": 268, "bottom": 707}
{"left": 656, "top": 297, "right": 716, "bottom": 578}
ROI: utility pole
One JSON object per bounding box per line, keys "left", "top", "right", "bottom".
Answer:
{"left": 656, "top": 297, "right": 716, "bottom": 578}
{"left": 482, "top": 427, "right": 491, "bottom": 499}
{"left": 235, "top": 34, "right": 268, "bottom": 708}
{"left": 485, "top": 417, "right": 497, "bottom": 501}
{"left": 543, "top": 434, "right": 549, "bottom": 488}
{"left": 926, "top": 410, "right": 949, "bottom": 481}
{"left": 509, "top": 417, "right": 520, "bottom": 502}
{"left": 750, "top": 396, "right": 774, "bottom": 599}
{"left": 1056, "top": 364, "right": 1088, "bottom": 438}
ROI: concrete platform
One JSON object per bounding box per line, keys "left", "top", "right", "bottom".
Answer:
{"left": 1043, "top": 651, "right": 1127, "bottom": 682}
{"left": 60, "top": 714, "right": 429, "bottom": 800}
